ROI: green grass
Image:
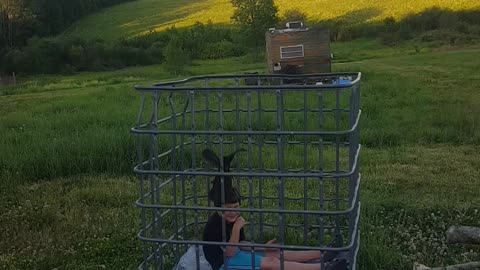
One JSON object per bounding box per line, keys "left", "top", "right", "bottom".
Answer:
{"left": 0, "top": 57, "right": 264, "bottom": 185}
{"left": 0, "top": 176, "right": 141, "bottom": 269}
{"left": 1, "top": 40, "right": 480, "bottom": 269}
{"left": 60, "top": 0, "right": 480, "bottom": 41}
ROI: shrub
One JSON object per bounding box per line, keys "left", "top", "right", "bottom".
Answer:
{"left": 164, "top": 36, "right": 190, "bottom": 75}
{"left": 200, "top": 40, "right": 245, "bottom": 60}
{"left": 279, "top": 9, "right": 308, "bottom": 27}
{"left": 417, "top": 29, "right": 479, "bottom": 46}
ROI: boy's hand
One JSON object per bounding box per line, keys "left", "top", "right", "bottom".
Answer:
{"left": 265, "top": 239, "right": 280, "bottom": 257}
{"left": 233, "top": 216, "right": 246, "bottom": 229}
{"left": 266, "top": 239, "right": 276, "bottom": 245}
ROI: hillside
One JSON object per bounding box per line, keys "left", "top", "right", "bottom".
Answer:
{"left": 60, "top": 0, "right": 480, "bottom": 41}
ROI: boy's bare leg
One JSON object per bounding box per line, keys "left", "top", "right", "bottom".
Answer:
{"left": 264, "top": 250, "right": 323, "bottom": 263}
{"left": 261, "top": 257, "right": 322, "bottom": 270}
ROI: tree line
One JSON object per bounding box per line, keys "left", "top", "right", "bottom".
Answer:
{"left": 0, "top": 0, "right": 279, "bottom": 75}
{"left": 1, "top": 0, "right": 479, "bottom": 76}
{"left": 0, "top": 0, "right": 133, "bottom": 49}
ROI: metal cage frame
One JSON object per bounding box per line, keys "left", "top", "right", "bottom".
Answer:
{"left": 132, "top": 73, "right": 362, "bottom": 270}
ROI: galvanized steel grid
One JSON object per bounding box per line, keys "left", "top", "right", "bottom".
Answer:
{"left": 132, "top": 73, "right": 362, "bottom": 270}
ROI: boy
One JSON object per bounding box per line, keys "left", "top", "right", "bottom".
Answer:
{"left": 202, "top": 187, "right": 347, "bottom": 270}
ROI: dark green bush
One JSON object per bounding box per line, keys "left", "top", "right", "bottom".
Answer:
{"left": 279, "top": 9, "right": 308, "bottom": 27}
{"left": 0, "top": 22, "right": 248, "bottom": 74}
{"left": 200, "top": 40, "right": 246, "bottom": 60}
{"left": 164, "top": 36, "right": 190, "bottom": 75}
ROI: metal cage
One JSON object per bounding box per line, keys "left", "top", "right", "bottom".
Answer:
{"left": 132, "top": 73, "right": 361, "bottom": 270}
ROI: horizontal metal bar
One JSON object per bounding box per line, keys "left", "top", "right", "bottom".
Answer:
{"left": 199, "top": 108, "right": 350, "bottom": 114}
{"left": 162, "top": 108, "right": 350, "bottom": 115}
{"left": 137, "top": 235, "right": 349, "bottom": 252}
{"left": 136, "top": 84, "right": 356, "bottom": 92}
{"left": 140, "top": 192, "right": 348, "bottom": 205}
{"left": 142, "top": 220, "right": 346, "bottom": 235}
{"left": 135, "top": 108, "right": 351, "bottom": 130}
{"left": 131, "top": 110, "right": 361, "bottom": 135}
{"left": 153, "top": 73, "right": 361, "bottom": 87}
{"left": 135, "top": 140, "right": 352, "bottom": 169}
{"left": 256, "top": 196, "right": 349, "bottom": 203}
{"left": 136, "top": 201, "right": 352, "bottom": 216}
{"left": 135, "top": 174, "right": 361, "bottom": 216}
{"left": 136, "top": 168, "right": 351, "bottom": 178}
{"left": 137, "top": 205, "right": 361, "bottom": 252}
{"left": 137, "top": 73, "right": 361, "bottom": 92}
{"left": 135, "top": 168, "right": 348, "bottom": 178}
{"left": 137, "top": 192, "right": 348, "bottom": 215}
{"left": 134, "top": 145, "right": 361, "bottom": 178}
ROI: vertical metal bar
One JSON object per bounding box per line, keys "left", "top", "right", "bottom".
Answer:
{"left": 303, "top": 90, "right": 308, "bottom": 246}
{"left": 155, "top": 95, "right": 164, "bottom": 270}
{"left": 317, "top": 89, "right": 325, "bottom": 246}
{"left": 179, "top": 92, "right": 189, "bottom": 245}
{"left": 136, "top": 94, "right": 148, "bottom": 268}
{"left": 348, "top": 84, "right": 357, "bottom": 266}
{"left": 136, "top": 95, "right": 146, "bottom": 126}
{"left": 190, "top": 90, "right": 201, "bottom": 269}
{"left": 150, "top": 92, "right": 160, "bottom": 270}
{"left": 218, "top": 91, "right": 228, "bottom": 270}
{"left": 348, "top": 86, "right": 356, "bottom": 203}
{"left": 235, "top": 79, "right": 241, "bottom": 191}
{"left": 247, "top": 89, "right": 256, "bottom": 266}
{"left": 335, "top": 88, "right": 341, "bottom": 182}
{"left": 168, "top": 93, "right": 180, "bottom": 262}
{"left": 350, "top": 83, "right": 361, "bottom": 266}
{"left": 334, "top": 86, "right": 341, "bottom": 245}
{"left": 276, "top": 89, "right": 285, "bottom": 270}
{"left": 257, "top": 89, "right": 264, "bottom": 240}
{"left": 205, "top": 79, "right": 211, "bottom": 148}
{"left": 204, "top": 80, "right": 212, "bottom": 211}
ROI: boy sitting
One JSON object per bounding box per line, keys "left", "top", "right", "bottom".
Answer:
{"left": 202, "top": 186, "right": 347, "bottom": 270}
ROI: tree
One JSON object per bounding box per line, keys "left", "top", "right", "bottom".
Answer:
{"left": 279, "top": 9, "right": 308, "bottom": 28}
{"left": 0, "top": 0, "right": 30, "bottom": 48}
{"left": 231, "top": 0, "right": 278, "bottom": 47}
{"left": 164, "top": 35, "right": 189, "bottom": 76}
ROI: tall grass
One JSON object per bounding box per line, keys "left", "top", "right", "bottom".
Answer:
{"left": 2, "top": 46, "right": 479, "bottom": 183}
{"left": 0, "top": 57, "right": 265, "bottom": 185}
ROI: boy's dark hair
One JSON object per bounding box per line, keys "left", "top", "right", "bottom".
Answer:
{"left": 213, "top": 186, "right": 242, "bottom": 207}
{"left": 202, "top": 148, "right": 245, "bottom": 207}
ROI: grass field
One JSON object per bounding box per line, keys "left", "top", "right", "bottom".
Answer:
{"left": 1, "top": 39, "right": 479, "bottom": 269}
{"left": 60, "top": 0, "right": 480, "bottom": 41}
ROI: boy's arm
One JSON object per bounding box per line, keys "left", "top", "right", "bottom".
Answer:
{"left": 226, "top": 225, "right": 242, "bottom": 257}
{"left": 226, "top": 217, "right": 246, "bottom": 257}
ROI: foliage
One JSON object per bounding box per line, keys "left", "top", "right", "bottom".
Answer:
{"left": 0, "top": 23, "right": 248, "bottom": 74}
{"left": 0, "top": 0, "right": 36, "bottom": 48}
{"left": 1, "top": 2, "right": 480, "bottom": 75}
{"left": 278, "top": 9, "right": 308, "bottom": 27}
{"left": 164, "top": 35, "right": 189, "bottom": 75}
{"left": 200, "top": 40, "right": 246, "bottom": 60}
{"left": 231, "top": 0, "right": 278, "bottom": 47}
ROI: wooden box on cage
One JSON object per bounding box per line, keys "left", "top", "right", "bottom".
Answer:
{"left": 265, "top": 22, "right": 331, "bottom": 75}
